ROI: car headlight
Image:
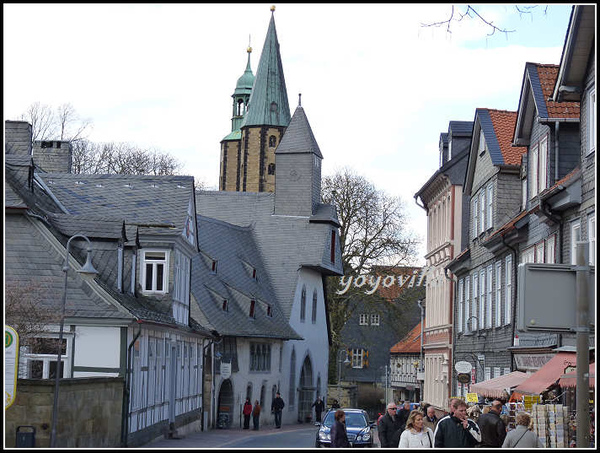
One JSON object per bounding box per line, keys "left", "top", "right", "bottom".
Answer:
{"left": 319, "top": 431, "right": 330, "bottom": 441}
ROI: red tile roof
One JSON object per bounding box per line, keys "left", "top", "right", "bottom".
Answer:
{"left": 390, "top": 320, "right": 422, "bottom": 354}
{"left": 535, "top": 64, "right": 580, "bottom": 119}
{"left": 488, "top": 109, "right": 527, "bottom": 165}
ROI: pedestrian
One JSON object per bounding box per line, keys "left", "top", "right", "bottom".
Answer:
{"left": 377, "top": 401, "right": 404, "bottom": 447}
{"left": 252, "top": 400, "right": 261, "bottom": 431}
{"left": 478, "top": 399, "right": 507, "bottom": 447}
{"left": 467, "top": 403, "right": 482, "bottom": 423}
{"left": 434, "top": 399, "right": 481, "bottom": 448}
{"left": 271, "top": 392, "right": 285, "bottom": 428}
{"left": 243, "top": 397, "right": 252, "bottom": 429}
{"left": 331, "top": 399, "right": 340, "bottom": 409}
{"left": 330, "top": 409, "right": 350, "bottom": 448}
{"left": 398, "top": 409, "right": 434, "bottom": 448}
{"left": 502, "top": 412, "right": 543, "bottom": 448}
{"left": 397, "top": 401, "right": 412, "bottom": 430}
{"left": 423, "top": 405, "right": 439, "bottom": 432}
{"left": 312, "top": 396, "right": 325, "bottom": 423}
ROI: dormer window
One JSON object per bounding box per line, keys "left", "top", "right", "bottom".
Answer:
{"left": 252, "top": 268, "right": 257, "bottom": 280}
{"left": 267, "top": 305, "right": 273, "bottom": 317}
{"left": 249, "top": 300, "right": 256, "bottom": 318}
{"left": 141, "top": 250, "right": 169, "bottom": 294}
{"left": 478, "top": 131, "right": 486, "bottom": 155}
{"left": 222, "top": 300, "right": 229, "bottom": 312}
{"left": 211, "top": 260, "right": 218, "bottom": 273}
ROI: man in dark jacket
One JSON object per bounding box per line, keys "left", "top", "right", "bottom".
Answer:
{"left": 377, "top": 402, "right": 404, "bottom": 447}
{"left": 396, "top": 401, "right": 411, "bottom": 429}
{"left": 434, "top": 400, "right": 481, "bottom": 447}
{"left": 271, "top": 392, "right": 285, "bottom": 428}
{"left": 312, "top": 396, "right": 325, "bottom": 423}
{"left": 477, "top": 400, "right": 507, "bottom": 447}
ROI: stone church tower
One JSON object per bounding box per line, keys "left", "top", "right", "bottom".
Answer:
{"left": 219, "top": 6, "right": 291, "bottom": 192}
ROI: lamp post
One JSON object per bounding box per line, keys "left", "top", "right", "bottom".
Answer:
{"left": 337, "top": 349, "right": 350, "bottom": 405}
{"left": 50, "top": 234, "right": 98, "bottom": 448}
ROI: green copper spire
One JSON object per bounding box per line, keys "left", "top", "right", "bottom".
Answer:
{"left": 224, "top": 45, "right": 255, "bottom": 140}
{"left": 242, "top": 6, "right": 291, "bottom": 128}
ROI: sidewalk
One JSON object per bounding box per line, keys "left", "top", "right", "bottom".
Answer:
{"left": 145, "top": 423, "right": 315, "bottom": 449}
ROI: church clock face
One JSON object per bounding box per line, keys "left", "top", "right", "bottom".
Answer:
{"left": 289, "top": 169, "right": 300, "bottom": 181}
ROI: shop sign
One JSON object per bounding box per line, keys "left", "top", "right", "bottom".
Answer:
{"left": 457, "top": 373, "right": 470, "bottom": 384}
{"left": 220, "top": 362, "right": 231, "bottom": 379}
{"left": 5, "top": 326, "right": 19, "bottom": 410}
{"left": 455, "top": 361, "right": 472, "bottom": 373}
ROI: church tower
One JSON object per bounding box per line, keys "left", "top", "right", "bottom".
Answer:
{"left": 219, "top": 6, "right": 291, "bottom": 192}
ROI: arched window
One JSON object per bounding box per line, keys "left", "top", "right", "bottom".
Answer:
{"left": 246, "top": 382, "right": 253, "bottom": 401}
{"left": 311, "top": 290, "right": 318, "bottom": 323}
{"left": 300, "top": 286, "right": 306, "bottom": 322}
{"left": 268, "top": 163, "right": 276, "bottom": 175}
{"left": 289, "top": 349, "right": 296, "bottom": 406}
{"left": 269, "top": 135, "right": 277, "bottom": 147}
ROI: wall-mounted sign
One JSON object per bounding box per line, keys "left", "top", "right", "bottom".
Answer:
{"left": 457, "top": 373, "right": 470, "bottom": 384}
{"left": 220, "top": 362, "right": 231, "bottom": 380}
{"left": 5, "top": 326, "right": 19, "bottom": 410}
{"left": 455, "top": 361, "right": 472, "bottom": 374}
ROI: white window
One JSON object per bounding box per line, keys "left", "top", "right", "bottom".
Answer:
{"left": 521, "top": 246, "right": 535, "bottom": 264}
{"left": 351, "top": 348, "right": 365, "bottom": 368}
{"left": 539, "top": 136, "right": 548, "bottom": 192}
{"left": 464, "top": 276, "right": 471, "bottom": 332}
{"left": 530, "top": 144, "right": 539, "bottom": 199}
{"left": 486, "top": 265, "right": 493, "bottom": 328}
{"left": 458, "top": 279, "right": 464, "bottom": 333}
{"left": 479, "top": 269, "right": 486, "bottom": 326}
{"left": 359, "top": 314, "right": 368, "bottom": 326}
{"left": 141, "top": 250, "right": 169, "bottom": 294}
{"left": 589, "top": 215, "right": 596, "bottom": 266}
{"left": 21, "top": 336, "right": 69, "bottom": 379}
{"left": 485, "top": 367, "right": 491, "bottom": 381}
{"left": 503, "top": 367, "right": 511, "bottom": 375}
{"left": 505, "top": 255, "right": 512, "bottom": 325}
{"left": 589, "top": 89, "right": 596, "bottom": 155}
{"left": 535, "top": 241, "right": 545, "bottom": 263}
{"left": 486, "top": 184, "right": 493, "bottom": 230}
{"left": 472, "top": 197, "right": 479, "bottom": 240}
{"left": 173, "top": 250, "right": 190, "bottom": 325}
{"left": 571, "top": 220, "right": 582, "bottom": 264}
{"left": 495, "top": 262, "right": 502, "bottom": 327}
{"left": 370, "top": 314, "right": 380, "bottom": 326}
{"left": 494, "top": 367, "right": 501, "bottom": 379}
{"left": 472, "top": 273, "right": 478, "bottom": 330}
{"left": 547, "top": 234, "right": 557, "bottom": 264}
{"left": 479, "top": 190, "right": 486, "bottom": 235}
{"left": 478, "top": 130, "right": 486, "bottom": 153}
{"left": 521, "top": 177, "right": 527, "bottom": 209}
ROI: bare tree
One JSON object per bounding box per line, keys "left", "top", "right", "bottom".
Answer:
{"left": 56, "top": 102, "right": 92, "bottom": 142}
{"left": 322, "top": 167, "right": 420, "bottom": 378}
{"left": 19, "top": 102, "right": 92, "bottom": 143}
{"left": 19, "top": 102, "right": 56, "bottom": 142}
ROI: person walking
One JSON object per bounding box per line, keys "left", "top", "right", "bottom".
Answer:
{"left": 398, "top": 410, "right": 434, "bottom": 448}
{"left": 477, "top": 399, "right": 507, "bottom": 447}
{"left": 243, "top": 398, "right": 252, "bottom": 429}
{"left": 397, "top": 401, "right": 412, "bottom": 430}
{"left": 271, "top": 392, "right": 285, "bottom": 428}
{"left": 434, "top": 399, "right": 481, "bottom": 448}
{"left": 330, "top": 409, "right": 350, "bottom": 447}
{"left": 423, "top": 405, "right": 439, "bottom": 432}
{"left": 312, "top": 396, "right": 325, "bottom": 423}
{"left": 502, "top": 412, "right": 543, "bottom": 448}
{"left": 378, "top": 402, "right": 404, "bottom": 447}
{"left": 252, "top": 400, "right": 261, "bottom": 431}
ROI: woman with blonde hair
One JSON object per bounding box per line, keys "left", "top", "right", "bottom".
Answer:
{"left": 398, "top": 409, "right": 434, "bottom": 448}
{"left": 502, "top": 412, "right": 543, "bottom": 448}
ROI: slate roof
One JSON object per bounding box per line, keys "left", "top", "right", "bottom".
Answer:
{"left": 478, "top": 108, "right": 527, "bottom": 166}
{"left": 275, "top": 105, "right": 323, "bottom": 158}
{"left": 390, "top": 321, "right": 423, "bottom": 354}
{"left": 190, "top": 215, "right": 301, "bottom": 339}
{"left": 195, "top": 190, "right": 343, "bottom": 319}
{"left": 449, "top": 121, "right": 475, "bottom": 137}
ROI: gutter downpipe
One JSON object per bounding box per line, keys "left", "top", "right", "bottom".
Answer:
{"left": 501, "top": 234, "right": 519, "bottom": 372}
{"left": 555, "top": 121, "right": 560, "bottom": 183}
{"left": 122, "top": 321, "right": 142, "bottom": 447}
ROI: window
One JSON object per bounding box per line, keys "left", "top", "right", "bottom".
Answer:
{"left": 359, "top": 314, "right": 368, "bottom": 326}
{"left": 173, "top": 250, "right": 191, "bottom": 324}
{"left": 529, "top": 144, "right": 539, "bottom": 199}
{"left": 300, "top": 286, "right": 306, "bottom": 322}
{"left": 539, "top": 136, "right": 548, "bottom": 192}
{"left": 267, "top": 163, "right": 276, "bottom": 175}
{"left": 505, "top": 255, "right": 512, "bottom": 326}
{"left": 464, "top": 276, "right": 471, "bottom": 332}
{"left": 458, "top": 279, "right": 464, "bottom": 333}
{"left": 571, "top": 220, "right": 581, "bottom": 264}
{"left": 472, "top": 197, "right": 479, "bottom": 240}
{"left": 479, "top": 269, "right": 486, "bottom": 326}
{"left": 472, "top": 273, "right": 478, "bottom": 330}
{"left": 479, "top": 190, "right": 486, "bottom": 235}
{"left": 521, "top": 246, "right": 535, "bottom": 264}
{"left": 330, "top": 231, "right": 336, "bottom": 263}
{"left": 252, "top": 268, "right": 257, "bottom": 280}
{"left": 370, "top": 314, "right": 380, "bottom": 326}
{"left": 269, "top": 135, "right": 277, "bottom": 147}
{"left": 222, "top": 300, "right": 229, "bottom": 312}
{"left": 311, "top": 290, "right": 318, "bottom": 324}
{"left": 495, "top": 262, "right": 502, "bottom": 327}
{"left": 486, "top": 265, "right": 493, "bottom": 328}
{"left": 589, "top": 89, "right": 596, "bottom": 155}
{"left": 478, "top": 130, "right": 486, "bottom": 154}
{"left": 211, "top": 260, "right": 218, "bottom": 273}
{"left": 547, "top": 234, "right": 557, "bottom": 264}
{"left": 22, "top": 337, "right": 67, "bottom": 379}
{"left": 141, "top": 250, "right": 169, "bottom": 294}
{"left": 486, "top": 184, "right": 493, "bottom": 230}
{"left": 351, "top": 348, "right": 368, "bottom": 369}
{"left": 249, "top": 300, "right": 256, "bottom": 318}
{"left": 589, "top": 215, "right": 596, "bottom": 266}
{"left": 267, "top": 305, "right": 273, "bottom": 317}
{"left": 250, "top": 343, "right": 272, "bottom": 371}
{"left": 289, "top": 350, "right": 296, "bottom": 406}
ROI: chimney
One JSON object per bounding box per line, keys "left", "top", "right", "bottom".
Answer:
{"left": 33, "top": 140, "right": 73, "bottom": 173}
{"left": 5, "top": 120, "right": 33, "bottom": 156}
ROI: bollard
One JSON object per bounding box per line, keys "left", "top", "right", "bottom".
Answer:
{"left": 16, "top": 426, "right": 36, "bottom": 448}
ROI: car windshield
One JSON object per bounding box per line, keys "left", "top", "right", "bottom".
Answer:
{"left": 323, "top": 411, "right": 367, "bottom": 429}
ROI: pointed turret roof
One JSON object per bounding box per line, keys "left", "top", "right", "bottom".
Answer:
{"left": 242, "top": 8, "right": 291, "bottom": 128}
{"left": 234, "top": 46, "right": 255, "bottom": 97}
{"left": 276, "top": 102, "right": 322, "bottom": 158}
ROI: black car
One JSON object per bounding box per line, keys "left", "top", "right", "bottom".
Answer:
{"left": 315, "top": 408, "right": 375, "bottom": 447}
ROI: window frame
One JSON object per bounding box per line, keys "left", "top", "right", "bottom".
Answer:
{"left": 589, "top": 215, "right": 596, "bottom": 266}
{"left": 588, "top": 88, "right": 596, "bottom": 155}
{"left": 140, "top": 249, "right": 170, "bottom": 294}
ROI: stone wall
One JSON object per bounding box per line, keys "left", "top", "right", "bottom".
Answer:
{"left": 4, "top": 377, "right": 124, "bottom": 448}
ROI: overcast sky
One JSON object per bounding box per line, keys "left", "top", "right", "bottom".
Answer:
{"left": 3, "top": 3, "right": 574, "bottom": 264}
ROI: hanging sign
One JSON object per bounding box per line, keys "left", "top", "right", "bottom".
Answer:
{"left": 5, "top": 326, "right": 19, "bottom": 410}
{"left": 220, "top": 362, "right": 231, "bottom": 379}
{"left": 455, "top": 361, "right": 473, "bottom": 374}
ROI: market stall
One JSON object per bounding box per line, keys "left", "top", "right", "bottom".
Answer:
{"left": 470, "top": 371, "right": 529, "bottom": 399}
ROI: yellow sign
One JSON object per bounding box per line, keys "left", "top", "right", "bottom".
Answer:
{"left": 466, "top": 393, "right": 479, "bottom": 403}
{"left": 5, "top": 326, "right": 19, "bottom": 410}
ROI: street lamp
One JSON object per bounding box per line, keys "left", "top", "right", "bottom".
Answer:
{"left": 50, "top": 234, "right": 98, "bottom": 448}
{"left": 337, "top": 349, "right": 350, "bottom": 405}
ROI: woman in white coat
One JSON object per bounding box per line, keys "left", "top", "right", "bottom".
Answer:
{"left": 398, "top": 410, "right": 434, "bottom": 448}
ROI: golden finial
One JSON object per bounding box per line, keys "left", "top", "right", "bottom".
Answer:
{"left": 270, "top": 5, "right": 276, "bottom": 12}
{"left": 247, "top": 35, "right": 252, "bottom": 53}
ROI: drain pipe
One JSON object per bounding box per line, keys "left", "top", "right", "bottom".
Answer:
{"left": 121, "top": 321, "right": 142, "bottom": 447}
{"left": 501, "top": 235, "right": 519, "bottom": 371}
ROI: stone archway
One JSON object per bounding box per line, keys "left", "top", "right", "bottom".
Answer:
{"left": 298, "top": 355, "right": 315, "bottom": 423}
{"left": 217, "top": 379, "right": 234, "bottom": 429}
